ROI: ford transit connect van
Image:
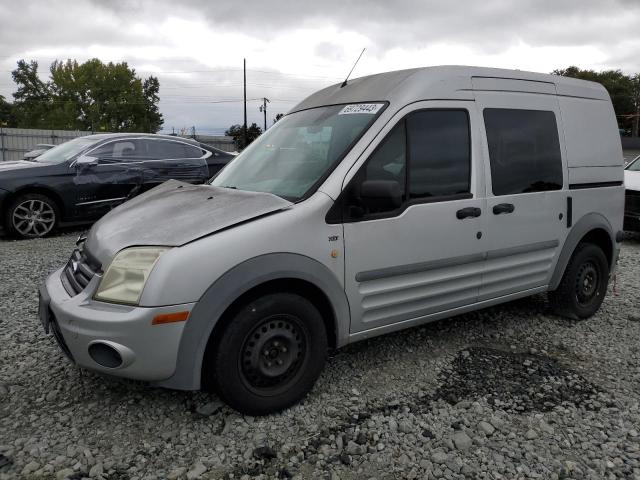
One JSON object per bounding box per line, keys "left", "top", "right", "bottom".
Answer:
{"left": 39, "top": 66, "right": 625, "bottom": 414}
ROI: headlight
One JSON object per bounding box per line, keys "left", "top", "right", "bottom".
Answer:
{"left": 94, "top": 247, "right": 170, "bottom": 305}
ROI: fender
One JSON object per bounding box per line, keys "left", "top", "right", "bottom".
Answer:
{"left": 549, "top": 212, "right": 615, "bottom": 291}
{"left": 155, "top": 252, "right": 350, "bottom": 391}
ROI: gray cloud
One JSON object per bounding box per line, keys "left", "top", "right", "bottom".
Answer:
{"left": 1, "top": 0, "right": 639, "bottom": 132}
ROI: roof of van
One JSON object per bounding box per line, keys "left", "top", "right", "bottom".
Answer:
{"left": 289, "top": 65, "right": 610, "bottom": 113}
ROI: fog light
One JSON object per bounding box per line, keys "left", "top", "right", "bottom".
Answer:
{"left": 88, "top": 342, "right": 123, "bottom": 368}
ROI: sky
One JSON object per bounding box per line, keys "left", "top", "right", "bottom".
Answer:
{"left": 0, "top": 0, "right": 638, "bottom": 135}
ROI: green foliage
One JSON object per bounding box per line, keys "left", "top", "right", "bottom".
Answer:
{"left": 0, "top": 94, "right": 16, "bottom": 127}
{"left": 10, "top": 58, "right": 163, "bottom": 132}
{"left": 273, "top": 113, "right": 284, "bottom": 123}
{"left": 554, "top": 66, "right": 639, "bottom": 136}
{"left": 11, "top": 60, "right": 51, "bottom": 128}
{"left": 225, "top": 122, "right": 263, "bottom": 150}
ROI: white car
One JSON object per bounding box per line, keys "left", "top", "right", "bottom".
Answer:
{"left": 625, "top": 155, "right": 640, "bottom": 231}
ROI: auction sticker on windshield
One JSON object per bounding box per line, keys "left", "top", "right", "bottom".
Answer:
{"left": 339, "top": 103, "right": 384, "bottom": 115}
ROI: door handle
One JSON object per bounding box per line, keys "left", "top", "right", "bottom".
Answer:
{"left": 456, "top": 207, "right": 482, "bottom": 219}
{"left": 492, "top": 203, "right": 515, "bottom": 215}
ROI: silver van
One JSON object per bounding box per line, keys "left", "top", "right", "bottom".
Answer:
{"left": 39, "top": 66, "right": 625, "bottom": 414}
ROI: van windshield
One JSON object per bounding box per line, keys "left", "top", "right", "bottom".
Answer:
{"left": 210, "top": 103, "right": 385, "bottom": 201}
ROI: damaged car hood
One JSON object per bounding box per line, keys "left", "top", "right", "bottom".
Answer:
{"left": 85, "top": 180, "right": 292, "bottom": 265}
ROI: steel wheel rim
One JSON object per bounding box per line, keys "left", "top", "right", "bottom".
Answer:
{"left": 575, "top": 260, "right": 600, "bottom": 306}
{"left": 239, "top": 314, "right": 307, "bottom": 395}
{"left": 12, "top": 199, "right": 55, "bottom": 237}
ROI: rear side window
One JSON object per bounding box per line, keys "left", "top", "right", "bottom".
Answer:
{"left": 407, "top": 110, "right": 470, "bottom": 199}
{"left": 146, "top": 140, "right": 204, "bottom": 160}
{"left": 484, "top": 109, "right": 563, "bottom": 195}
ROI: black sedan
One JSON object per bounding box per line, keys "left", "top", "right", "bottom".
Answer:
{"left": 0, "top": 133, "right": 235, "bottom": 238}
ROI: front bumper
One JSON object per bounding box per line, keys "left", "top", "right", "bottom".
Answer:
{"left": 40, "top": 267, "right": 196, "bottom": 382}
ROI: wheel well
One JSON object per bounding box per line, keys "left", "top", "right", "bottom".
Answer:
{"left": 201, "top": 278, "right": 338, "bottom": 389}
{"left": 3, "top": 187, "right": 65, "bottom": 219}
{"left": 579, "top": 228, "right": 613, "bottom": 266}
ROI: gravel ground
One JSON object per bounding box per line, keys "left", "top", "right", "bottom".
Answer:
{"left": 1, "top": 232, "right": 640, "bottom": 480}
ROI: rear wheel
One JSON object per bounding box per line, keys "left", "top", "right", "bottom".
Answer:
{"left": 549, "top": 242, "right": 609, "bottom": 319}
{"left": 210, "top": 293, "right": 327, "bottom": 415}
{"left": 5, "top": 193, "right": 59, "bottom": 239}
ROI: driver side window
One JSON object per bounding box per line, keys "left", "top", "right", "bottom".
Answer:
{"left": 343, "top": 121, "right": 407, "bottom": 219}
{"left": 339, "top": 108, "right": 471, "bottom": 222}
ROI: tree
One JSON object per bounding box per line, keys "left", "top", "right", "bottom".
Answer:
{"left": 11, "top": 60, "right": 52, "bottom": 128}
{"left": 10, "top": 58, "right": 163, "bottom": 132}
{"left": 273, "top": 113, "right": 284, "bottom": 124}
{"left": 553, "top": 66, "right": 636, "bottom": 136}
{"left": 0, "top": 95, "right": 16, "bottom": 127}
{"left": 225, "top": 122, "right": 263, "bottom": 150}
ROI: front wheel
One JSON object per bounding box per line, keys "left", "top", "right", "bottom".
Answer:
{"left": 549, "top": 242, "right": 609, "bottom": 319}
{"left": 5, "top": 193, "right": 59, "bottom": 239}
{"left": 211, "top": 293, "right": 327, "bottom": 415}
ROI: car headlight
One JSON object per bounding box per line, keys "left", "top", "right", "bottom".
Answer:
{"left": 94, "top": 247, "right": 170, "bottom": 305}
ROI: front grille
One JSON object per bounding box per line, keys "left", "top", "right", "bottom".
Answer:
{"left": 626, "top": 189, "right": 640, "bottom": 216}
{"left": 61, "top": 242, "right": 101, "bottom": 297}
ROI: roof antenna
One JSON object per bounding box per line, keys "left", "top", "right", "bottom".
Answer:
{"left": 341, "top": 48, "right": 366, "bottom": 88}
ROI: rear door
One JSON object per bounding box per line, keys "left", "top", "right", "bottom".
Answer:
{"left": 474, "top": 83, "right": 568, "bottom": 300}
{"left": 342, "top": 101, "right": 488, "bottom": 333}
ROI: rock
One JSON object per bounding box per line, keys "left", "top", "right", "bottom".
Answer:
{"left": 186, "top": 462, "right": 207, "bottom": 480}
{"left": 253, "top": 446, "right": 277, "bottom": 460}
{"left": 539, "top": 421, "right": 555, "bottom": 435}
{"left": 167, "top": 467, "right": 187, "bottom": 480}
{"left": 525, "top": 429, "right": 539, "bottom": 440}
{"left": 356, "top": 432, "right": 367, "bottom": 445}
{"left": 339, "top": 453, "right": 351, "bottom": 465}
{"left": 88, "top": 462, "right": 103, "bottom": 478}
{"left": 0, "top": 384, "right": 8, "bottom": 397}
{"left": 398, "top": 420, "right": 412, "bottom": 433}
{"left": 629, "top": 312, "right": 640, "bottom": 322}
{"left": 388, "top": 419, "right": 398, "bottom": 432}
{"left": 431, "top": 451, "right": 449, "bottom": 464}
{"left": 22, "top": 461, "right": 40, "bottom": 475}
{"left": 195, "top": 400, "right": 224, "bottom": 416}
{"left": 56, "top": 468, "right": 74, "bottom": 480}
{"left": 421, "top": 429, "right": 435, "bottom": 439}
{"left": 490, "top": 416, "right": 506, "bottom": 431}
{"left": 452, "top": 431, "right": 473, "bottom": 450}
{"left": 345, "top": 441, "right": 364, "bottom": 456}
{"left": 478, "top": 421, "right": 495, "bottom": 436}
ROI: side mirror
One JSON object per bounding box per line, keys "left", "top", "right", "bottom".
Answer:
{"left": 360, "top": 179, "right": 403, "bottom": 211}
{"left": 73, "top": 155, "right": 98, "bottom": 169}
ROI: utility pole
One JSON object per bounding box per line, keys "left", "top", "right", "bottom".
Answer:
{"left": 259, "top": 97, "right": 270, "bottom": 131}
{"left": 243, "top": 58, "right": 247, "bottom": 149}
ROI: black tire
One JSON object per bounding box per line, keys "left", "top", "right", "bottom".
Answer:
{"left": 210, "top": 293, "right": 327, "bottom": 415}
{"left": 5, "top": 193, "right": 59, "bottom": 239}
{"left": 549, "top": 242, "right": 609, "bottom": 319}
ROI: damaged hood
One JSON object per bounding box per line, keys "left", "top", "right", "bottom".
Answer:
{"left": 85, "top": 180, "right": 292, "bottom": 265}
